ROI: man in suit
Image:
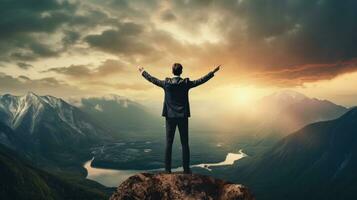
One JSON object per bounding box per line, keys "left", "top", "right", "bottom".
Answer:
{"left": 138, "top": 63, "right": 220, "bottom": 173}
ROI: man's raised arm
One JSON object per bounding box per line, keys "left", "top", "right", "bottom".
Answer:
{"left": 138, "top": 66, "right": 165, "bottom": 88}
{"left": 188, "top": 65, "right": 221, "bottom": 88}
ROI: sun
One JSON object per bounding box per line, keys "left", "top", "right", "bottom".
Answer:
{"left": 231, "top": 86, "right": 270, "bottom": 109}
{"left": 234, "top": 87, "right": 254, "bottom": 106}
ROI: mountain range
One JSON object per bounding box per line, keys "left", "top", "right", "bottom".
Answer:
{"left": 0, "top": 92, "right": 111, "bottom": 168}
{"left": 253, "top": 90, "right": 348, "bottom": 136}
{"left": 1, "top": 91, "right": 355, "bottom": 199}
{"left": 76, "top": 95, "right": 161, "bottom": 136}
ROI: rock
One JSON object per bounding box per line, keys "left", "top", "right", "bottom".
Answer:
{"left": 110, "top": 173, "right": 255, "bottom": 200}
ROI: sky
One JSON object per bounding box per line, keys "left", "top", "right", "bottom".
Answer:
{"left": 1, "top": 0, "right": 357, "bottom": 112}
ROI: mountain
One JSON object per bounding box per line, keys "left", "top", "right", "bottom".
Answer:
{"left": 252, "top": 90, "right": 348, "bottom": 137}
{"left": 110, "top": 173, "right": 254, "bottom": 200}
{"left": 76, "top": 95, "right": 161, "bottom": 136}
{"left": 0, "top": 92, "right": 111, "bottom": 167}
{"left": 0, "top": 142, "right": 109, "bottom": 200}
{"left": 227, "top": 107, "right": 357, "bottom": 200}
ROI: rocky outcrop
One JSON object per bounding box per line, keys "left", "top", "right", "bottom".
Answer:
{"left": 110, "top": 173, "right": 254, "bottom": 200}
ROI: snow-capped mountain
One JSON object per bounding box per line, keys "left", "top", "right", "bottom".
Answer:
{"left": 252, "top": 90, "right": 348, "bottom": 137}
{"left": 0, "top": 92, "right": 110, "bottom": 155}
{"left": 261, "top": 90, "right": 308, "bottom": 104}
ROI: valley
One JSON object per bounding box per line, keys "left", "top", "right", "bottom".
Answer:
{"left": 0, "top": 91, "right": 354, "bottom": 200}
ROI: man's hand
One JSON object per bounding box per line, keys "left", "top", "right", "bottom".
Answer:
{"left": 212, "top": 65, "right": 221, "bottom": 74}
{"left": 138, "top": 66, "right": 144, "bottom": 73}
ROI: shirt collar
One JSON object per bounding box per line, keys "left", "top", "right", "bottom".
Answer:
{"left": 173, "top": 75, "right": 181, "bottom": 78}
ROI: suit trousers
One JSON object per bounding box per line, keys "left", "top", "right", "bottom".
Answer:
{"left": 165, "top": 117, "right": 190, "bottom": 172}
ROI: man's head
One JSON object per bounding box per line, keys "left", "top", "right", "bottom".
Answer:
{"left": 172, "top": 63, "right": 183, "bottom": 76}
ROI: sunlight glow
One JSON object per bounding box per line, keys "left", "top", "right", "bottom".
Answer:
{"left": 231, "top": 86, "right": 267, "bottom": 108}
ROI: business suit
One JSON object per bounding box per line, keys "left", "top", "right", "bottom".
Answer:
{"left": 142, "top": 70, "right": 215, "bottom": 172}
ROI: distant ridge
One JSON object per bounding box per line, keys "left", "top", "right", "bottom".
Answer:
{"left": 253, "top": 90, "right": 348, "bottom": 136}
{"left": 77, "top": 94, "right": 161, "bottom": 134}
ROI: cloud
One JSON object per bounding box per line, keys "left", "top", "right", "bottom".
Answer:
{"left": 43, "top": 59, "right": 127, "bottom": 78}
{"left": 0, "top": 72, "right": 86, "bottom": 97}
{"left": 162, "top": 0, "right": 357, "bottom": 85}
{"left": 17, "top": 62, "right": 33, "bottom": 70}
{"left": 44, "top": 64, "right": 92, "bottom": 77}
{"left": 253, "top": 59, "right": 357, "bottom": 86}
{"left": 0, "top": 0, "right": 76, "bottom": 38}
{"left": 160, "top": 10, "right": 176, "bottom": 21}
{"left": 62, "top": 30, "right": 81, "bottom": 48}
{"left": 233, "top": 0, "right": 357, "bottom": 66}
{"left": 84, "top": 22, "right": 153, "bottom": 56}
{"left": 0, "top": 0, "right": 77, "bottom": 61}
{"left": 0, "top": 0, "right": 114, "bottom": 62}
{"left": 83, "top": 80, "right": 151, "bottom": 91}
{"left": 2, "top": 0, "right": 357, "bottom": 88}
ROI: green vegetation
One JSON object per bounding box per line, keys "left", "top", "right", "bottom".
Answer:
{"left": 0, "top": 144, "right": 111, "bottom": 200}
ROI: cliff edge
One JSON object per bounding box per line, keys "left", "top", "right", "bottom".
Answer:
{"left": 110, "top": 173, "right": 254, "bottom": 200}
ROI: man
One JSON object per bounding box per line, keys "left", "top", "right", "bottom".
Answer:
{"left": 138, "top": 63, "right": 220, "bottom": 174}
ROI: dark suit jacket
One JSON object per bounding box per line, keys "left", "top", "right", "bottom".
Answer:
{"left": 142, "top": 71, "right": 214, "bottom": 118}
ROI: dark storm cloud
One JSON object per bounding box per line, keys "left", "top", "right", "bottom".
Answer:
{"left": 0, "top": 0, "right": 76, "bottom": 38}
{"left": 43, "top": 59, "right": 127, "bottom": 78}
{"left": 255, "top": 59, "right": 357, "bottom": 86}
{"left": 0, "top": 0, "right": 77, "bottom": 60}
{"left": 236, "top": 0, "right": 357, "bottom": 65}
{"left": 0, "top": 0, "right": 113, "bottom": 62}
{"left": 2, "top": 0, "right": 357, "bottom": 86}
{"left": 168, "top": 0, "right": 357, "bottom": 84}
{"left": 242, "top": 0, "right": 357, "bottom": 84}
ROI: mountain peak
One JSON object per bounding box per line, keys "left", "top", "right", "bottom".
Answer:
{"left": 259, "top": 90, "right": 308, "bottom": 107}
{"left": 110, "top": 173, "right": 254, "bottom": 200}
{"left": 0, "top": 93, "right": 13, "bottom": 98}
{"left": 340, "top": 106, "right": 357, "bottom": 120}
{"left": 25, "top": 91, "right": 38, "bottom": 97}
{"left": 0, "top": 92, "right": 110, "bottom": 154}
{"left": 270, "top": 90, "right": 307, "bottom": 101}
{"left": 24, "top": 91, "right": 41, "bottom": 102}
{"left": 102, "top": 94, "right": 126, "bottom": 101}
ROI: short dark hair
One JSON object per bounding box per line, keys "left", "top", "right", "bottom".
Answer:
{"left": 172, "top": 63, "right": 183, "bottom": 76}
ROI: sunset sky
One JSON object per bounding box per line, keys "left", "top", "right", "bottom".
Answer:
{"left": 1, "top": 0, "right": 357, "bottom": 113}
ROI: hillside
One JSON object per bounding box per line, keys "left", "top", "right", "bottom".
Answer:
{"left": 223, "top": 107, "right": 357, "bottom": 200}
{"left": 0, "top": 143, "right": 110, "bottom": 200}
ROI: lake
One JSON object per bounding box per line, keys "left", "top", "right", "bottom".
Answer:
{"left": 84, "top": 149, "right": 247, "bottom": 187}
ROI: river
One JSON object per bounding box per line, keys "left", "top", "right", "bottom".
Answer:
{"left": 84, "top": 149, "right": 247, "bottom": 187}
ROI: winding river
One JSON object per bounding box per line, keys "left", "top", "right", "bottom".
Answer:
{"left": 84, "top": 149, "right": 247, "bottom": 187}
